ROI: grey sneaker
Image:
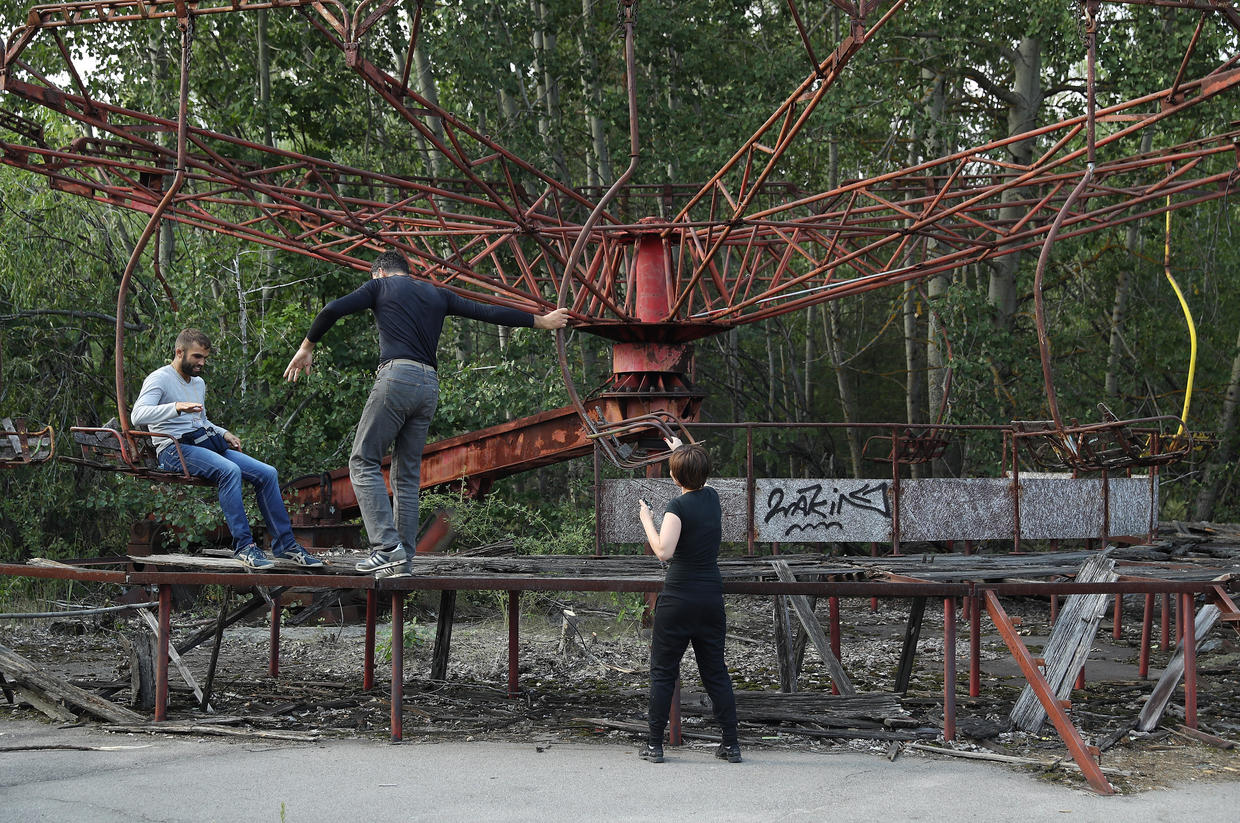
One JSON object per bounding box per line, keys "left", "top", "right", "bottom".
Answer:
{"left": 639, "top": 743, "right": 664, "bottom": 763}
{"left": 234, "top": 544, "right": 274, "bottom": 570}
{"left": 273, "top": 544, "right": 324, "bottom": 567}
{"left": 714, "top": 743, "right": 742, "bottom": 763}
{"left": 355, "top": 544, "right": 407, "bottom": 573}
{"left": 375, "top": 559, "right": 413, "bottom": 579}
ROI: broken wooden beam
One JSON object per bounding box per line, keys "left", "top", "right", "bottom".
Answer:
{"left": 0, "top": 643, "right": 144, "bottom": 724}
{"left": 1136, "top": 605, "right": 1220, "bottom": 732}
{"left": 1010, "top": 550, "right": 1117, "bottom": 733}
{"left": 769, "top": 560, "right": 855, "bottom": 695}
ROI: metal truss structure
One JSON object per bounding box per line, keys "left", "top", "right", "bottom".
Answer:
{"left": 1, "top": 0, "right": 1237, "bottom": 476}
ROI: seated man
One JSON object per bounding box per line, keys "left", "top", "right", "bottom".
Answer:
{"left": 131, "top": 328, "right": 322, "bottom": 570}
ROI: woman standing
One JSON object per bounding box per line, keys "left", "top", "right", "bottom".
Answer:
{"left": 637, "top": 438, "right": 740, "bottom": 763}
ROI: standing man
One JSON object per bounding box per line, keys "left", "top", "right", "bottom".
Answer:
{"left": 283, "top": 250, "right": 569, "bottom": 575}
{"left": 132, "top": 328, "right": 323, "bottom": 570}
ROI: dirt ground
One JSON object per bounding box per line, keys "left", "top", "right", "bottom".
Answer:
{"left": 3, "top": 588, "right": 1239, "bottom": 795}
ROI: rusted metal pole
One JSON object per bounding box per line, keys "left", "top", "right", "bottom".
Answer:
{"left": 391, "top": 591, "right": 404, "bottom": 742}
{"left": 984, "top": 591, "right": 1114, "bottom": 795}
{"left": 943, "top": 596, "right": 956, "bottom": 741}
{"left": 890, "top": 426, "right": 902, "bottom": 555}
{"left": 268, "top": 594, "right": 280, "bottom": 679}
{"left": 1011, "top": 433, "right": 1023, "bottom": 553}
{"left": 1050, "top": 594, "right": 1059, "bottom": 622}
{"left": 155, "top": 584, "right": 171, "bottom": 722}
{"left": 669, "top": 679, "right": 683, "bottom": 746}
{"left": 507, "top": 590, "right": 520, "bottom": 697}
{"left": 1161, "top": 592, "right": 1171, "bottom": 651}
{"left": 364, "top": 589, "right": 376, "bottom": 691}
{"left": 745, "top": 425, "right": 755, "bottom": 556}
{"left": 969, "top": 591, "right": 981, "bottom": 698}
{"left": 1181, "top": 592, "right": 1197, "bottom": 728}
{"left": 1139, "top": 593, "right": 1153, "bottom": 678}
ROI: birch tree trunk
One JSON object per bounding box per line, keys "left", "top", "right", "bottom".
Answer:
{"left": 1105, "top": 131, "right": 1154, "bottom": 400}
{"left": 986, "top": 37, "right": 1042, "bottom": 332}
{"left": 532, "top": 0, "right": 569, "bottom": 179}
{"left": 577, "top": 0, "right": 611, "bottom": 189}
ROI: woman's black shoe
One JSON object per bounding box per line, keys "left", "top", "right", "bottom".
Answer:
{"left": 715, "top": 743, "right": 742, "bottom": 763}
{"left": 639, "top": 743, "right": 664, "bottom": 763}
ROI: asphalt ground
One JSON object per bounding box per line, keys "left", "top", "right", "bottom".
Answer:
{"left": 2, "top": 718, "right": 1238, "bottom": 822}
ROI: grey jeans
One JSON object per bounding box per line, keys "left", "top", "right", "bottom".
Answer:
{"left": 349, "top": 360, "right": 439, "bottom": 551}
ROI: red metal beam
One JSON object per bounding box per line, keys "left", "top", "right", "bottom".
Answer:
{"left": 285, "top": 393, "right": 699, "bottom": 522}
{"left": 984, "top": 590, "right": 1114, "bottom": 795}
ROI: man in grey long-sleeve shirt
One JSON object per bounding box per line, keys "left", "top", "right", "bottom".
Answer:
{"left": 283, "top": 249, "right": 569, "bottom": 575}
{"left": 133, "top": 328, "right": 322, "bottom": 570}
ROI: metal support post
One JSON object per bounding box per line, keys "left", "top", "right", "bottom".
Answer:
{"left": 943, "top": 596, "right": 956, "bottom": 741}
{"left": 268, "top": 595, "right": 280, "bottom": 679}
{"left": 983, "top": 591, "right": 1114, "bottom": 794}
{"left": 969, "top": 592, "right": 981, "bottom": 698}
{"left": 669, "top": 680, "right": 683, "bottom": 745}
{"left": 391, "top": 591, "right": 404, "bottom": 742}
{"left": 1181, "top": 592, "right": 1197, "bottom": 728}
{"left": 364, "top": 589, "right": 376, "bottom": 691}
{"left": 1139, "top": 594, "right": 1153, "bottom": 679}
{"left": 507, "top": 590, "right": 520, "bottom": 697}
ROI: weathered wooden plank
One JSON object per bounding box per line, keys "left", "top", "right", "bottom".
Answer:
{"left": 1136, "top": 605, "right": 1220, "bottom": 732}
{"left": 137, "top": 609, "right": 209, "bottom": 711}
{"left": 770, "top": 560, "right": 855, "bottom": 695}
{"left": 0, "top": 643, "right": 144, "bottom": 724}
{"left": 1010, "top": 551, "right": 1117, "bottom": 733}
{"left": 894, "top": 597, "right": 927, "bottom": 695}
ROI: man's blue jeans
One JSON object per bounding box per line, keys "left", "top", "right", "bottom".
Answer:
{"left": 349, "top": 360, "right": 439, "bottom": 551}
{"left": 158, "top": 444, "right": 298, "bottom": 553}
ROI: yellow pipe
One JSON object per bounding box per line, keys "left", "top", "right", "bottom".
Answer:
{"left": 1163, "top": 199, "right": 1196, "bottom": 435}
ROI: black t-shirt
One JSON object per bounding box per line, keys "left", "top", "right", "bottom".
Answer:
{"left": 306, "top": 276, "right": 534, "bottom": 369}
{"left": 662, "top": 485, "right": 723, "bottom": 597}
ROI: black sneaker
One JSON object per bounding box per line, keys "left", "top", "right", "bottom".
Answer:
{"left": 639, "top": 743, "right": 664, "bottom": 763}
{"left": 715, "top": 743, "right": 742, "bottom": 763}
{"left": 273, "top": 544, "right": 325, "bottom": 567}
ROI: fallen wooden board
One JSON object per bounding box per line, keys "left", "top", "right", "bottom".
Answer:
{"left": 1136, "top": 604, "right": 1222, "bottom": 732}
{"left": 0, "top": 643, "right": 143, "bottom": 724}
{"left": 769, "top": 560, "right": 855, "bottom": 694}
{"left": 907, "top": 743, "right": 1131, "bottom": 777}
{"left": 136, "top": 609, "right": 211, "bottom": 712}
{"left": 1010, "top": 550, "right": 1117, "bottom": 733}
{"left": 102, "top": 723, "right": 319, "bottom": 742}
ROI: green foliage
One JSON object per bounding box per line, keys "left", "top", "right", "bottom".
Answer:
{"left": 421, "top": 486, "right": 593, "bottom": 556}
{"left": 375, "top": 618, "right": 423, "bottom": 663}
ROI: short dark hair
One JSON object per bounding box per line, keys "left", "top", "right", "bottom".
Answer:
{"left": 175, "top": 328, "right": 211, "bottom": 352}
{"left": 668, "top": 444, "right": 710, "bottom": 491}
{"left": 371, "top": 250, "right": 410, "bottom": 278}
